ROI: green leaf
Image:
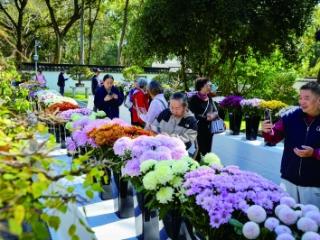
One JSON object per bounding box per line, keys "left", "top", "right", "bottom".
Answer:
{"left": 9, "top": 218, "right": 22, "bottom": 236}
{"left": 3, "top": 173, "right": 17, "bottom": 180}
{"left": 228, "top": 218, "right": 243, "bottom": 228}
{"left": 14, "top": 205, "right": 25, "bottom": 224}
{"left": 86, "top": 190, "right": 94, "bottom": 199}
{"left": 72, "top": 236, "right": 80, "bottom": 240}
{"left": 48, "top": 216, "right": 61, "bottom": 230}
{"left": 67, "top": 186, "right": 75, "bottom": 193}
{"left": 32, "top": 220, "right": 50, "bottom": 239}
{"left": 68, "top": 224, "right": 76, "bottom": 236}
{"left": 31, "top": 182, "right": 47, "bottom": 198}
{"left": 57, "top": 204, "right": 68, "bottom": 213}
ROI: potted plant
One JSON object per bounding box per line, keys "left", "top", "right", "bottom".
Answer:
{"left": 240, "top": 98, "right": 263, "bottom": 140}
{"left": 220, "top": 95, "right": 244, "bottom": 135}
{"left": 259, "top": 100, "right": 287, "bottom": 146}
{"left": 67, "top": 66, "right": 92, "bottom": 87}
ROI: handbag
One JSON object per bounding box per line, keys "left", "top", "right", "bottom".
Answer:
{"left": 199, "top": 99, "right": 225, "bottom": 134}
{"left": 211, "top": 118, "right": 226, "bottom": 134}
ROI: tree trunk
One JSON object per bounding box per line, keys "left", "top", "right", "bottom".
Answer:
{"left": 87, "top": 24, "right": 93, "bottom": 64}
{"left": 54, "top": 35, "right": 62, "bottom": 64}
{"left": 180, "top": 56, "right": 188, "bottom": 91}
{"left": 79, "top": 0, "right": 85, "bottom": 64}
{"left": 117, "top": 0, "right": 130, "bottom": 65}
{"left": 0, "top": 0, "right": 28, "bottom": 63}
{"left": 87, "top": 0, "right": 101, "bottom": 64}
{"left": 45, "top": 0, "right": 82, "bottom": 63}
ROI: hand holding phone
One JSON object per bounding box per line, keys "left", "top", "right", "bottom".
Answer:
{"left": 264, "top": 109, "right": 272, "bottom": 123}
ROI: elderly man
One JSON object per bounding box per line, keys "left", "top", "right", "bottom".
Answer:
{"left": 152, "top": 92, "right": 198, "bottom": 149}
{"left": 262, "top": 82, "right": 320, "bottom": 207}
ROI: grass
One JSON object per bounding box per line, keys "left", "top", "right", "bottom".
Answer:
{"left": 64, "top": 92, "right": 88, "bottom": 102}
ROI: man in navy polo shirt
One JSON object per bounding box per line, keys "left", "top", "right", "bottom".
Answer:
{"left": 262, "top": 82, "right": 320, "bottom": 207}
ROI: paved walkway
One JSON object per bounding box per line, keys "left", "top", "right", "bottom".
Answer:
{"left": 48, "top": 150, "right": 139, "bottom": 240}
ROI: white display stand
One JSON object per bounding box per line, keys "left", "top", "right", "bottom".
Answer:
{"left": 212, "top": 132, "right": 284, "bottom": 184}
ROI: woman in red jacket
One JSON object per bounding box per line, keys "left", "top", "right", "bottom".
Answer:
{"left": 131, "top": 77, "right": 149, "bottom": 127}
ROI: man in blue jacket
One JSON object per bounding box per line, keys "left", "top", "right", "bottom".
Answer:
{"left": 94, "top": 74, "right": 124, "bottom": 119}
{"left": 262, "top": 82, "right": 320, "bottom": 207}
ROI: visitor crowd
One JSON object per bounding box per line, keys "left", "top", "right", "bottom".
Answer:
{"left": 31, "top": 70, "right": 320, "bottom": 208}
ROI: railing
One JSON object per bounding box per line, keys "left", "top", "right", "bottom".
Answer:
{"left": 18, "top": 62, "right": 170, "bottom": 74}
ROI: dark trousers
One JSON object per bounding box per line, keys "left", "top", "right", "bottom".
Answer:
{"left": 59, "top": 86, "right": 64, "bottom": 96}
{"left": 196, "top": 128, "right": 213, "bottom": 161}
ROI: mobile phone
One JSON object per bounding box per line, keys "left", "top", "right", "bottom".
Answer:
{"left": 264, "top": 109, "right": 272, "bottom": 123}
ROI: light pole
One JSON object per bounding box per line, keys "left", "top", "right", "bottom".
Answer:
{"left": 33, "top": 40, "right": 40, "bottom": 73}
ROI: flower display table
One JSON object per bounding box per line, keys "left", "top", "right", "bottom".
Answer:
{"left": 211, "top": 132, "right": 283, "bottom": 184}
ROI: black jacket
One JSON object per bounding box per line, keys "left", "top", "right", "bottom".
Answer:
{"left": 57, "top": 73, "right": 67, "bottom": 87}
{"left": 94, "top": 86, "right": 124, "bottom": 119}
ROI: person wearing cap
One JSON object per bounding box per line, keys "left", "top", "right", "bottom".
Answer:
{"left": 131, "top": 77, "right": 150, "bottom": 127}
{"left": 91, "top": 68, "right": 101, "bottom": 96}
{"left": 57, "top": 70, "right": 68, "bottom": 95}
{"left": 94, "top": 74, "right": 124, "bottom": 119}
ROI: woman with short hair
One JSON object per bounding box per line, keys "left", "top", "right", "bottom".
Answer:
{"left": 189, "top": 77, "right": 218, "bottom": 160}
{"left": 152, "top": 92, "right": 198, "bottom": 149}
{"left": 139, "top": 80, "right": 168, "bottom": 129}
{"left": 131, "top": 77, "right": 150, "bottom": 127}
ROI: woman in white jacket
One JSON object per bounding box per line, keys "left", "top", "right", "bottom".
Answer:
{"left": 138, "top": 80, "right": 168, "bottom": 130}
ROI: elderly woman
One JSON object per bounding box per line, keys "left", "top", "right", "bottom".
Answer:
{"left": 189, "top": 77, "right": 218, "bottom": 160}
{"left": 152, "top": 92, "right": 197, "bottom": 149}
{"left": 94, "top": 74, "right": 124, "bottom": 119}
{"left": 138, "top": 80, "right": 168, "bottom": 129}
{"left": 131, "top": 77, "right": 150, "bottom": 127}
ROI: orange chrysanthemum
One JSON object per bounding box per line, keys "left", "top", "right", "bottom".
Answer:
{"left": 88, "top": 123, "right": 154, "bottom": 147}
{"left": 47, "top": 102, "right": 79, "bottom": 113}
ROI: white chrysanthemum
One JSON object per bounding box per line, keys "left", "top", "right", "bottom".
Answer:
{"left": 295, "top": 210, "right": 303, "bottom": 218}
{"left": 142, "top": 171, "right": 158, "bottom": 190}
{"left": 276, "top": 233, "right": 295, "bottom": 240}
{"left": 302, "top": 205, "right": 319, "bottom": 215}
{"left": 156, "top": 187, "right": 174, "bottom": 204}
{"left": 264, "top": 217, "right": 280, "bottom": 231}
{"left": 242, "top": 221, "right": 260, "bottom": 239}
{"left": 247, "top": 205, "right": 267, "bottom": 223}
{"left": 280, "top": 196, "right": 296, "bottom": 208}
{"left": 171, "top": 159, "right": 189, "bottom": 174}
{"left": 170, "top": 176, "right": 183, "bottom": 188}
{"left": 154, "top": 165, "right": 174, "bottom": 184}
{"left": 297, "top": 217, "right": 318, "bottom": 232}
{"left": 274, "top": 225, "right": 292, "bottom": 236}
{"left": 140, "top": 160, "right": 157, "bottom": 173}
{"left": 305, "top": 211, "right": 320, "bottom": 225}
{"left": 301, "top": 232, "right": 320, "bottom": 240}
{"left": 275, "top": 204, "right": 291, "bottom": 217}
{"left": 278, "top": 207, "right": 298, "bottom": 225}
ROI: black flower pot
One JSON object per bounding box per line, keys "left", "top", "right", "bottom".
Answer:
{"left": 228, "top": 111, "right": 242, "bottom": 135}
{"left": 134, "top": 191, "right": 164, "bottom": 240}
{"left": 217, "top": 107, "right": 226, "bottom": 121}
{"left": 113, "top": 172, "right": 134, "bottom": 218}
{"left": 245, "top": 115, "right": 260, "bottom": 140}
{"left": 54, "top": 124, "right": 61, "bottom": 143}
{"left": 97, "top": 168, "right": 113, "bottom": 200}
{"left": 162, "top": 209, "right": 183, "bottom": 240}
